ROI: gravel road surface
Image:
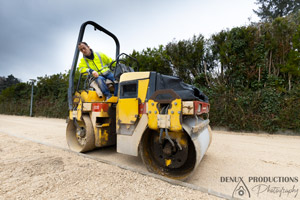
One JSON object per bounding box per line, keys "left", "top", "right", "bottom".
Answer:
{"left": 0, "top": 114, "right": 300, "bottom": 199}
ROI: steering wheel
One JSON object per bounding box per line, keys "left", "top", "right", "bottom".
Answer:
{"left": 109, "top": 53, "right": 140, "bottom": 71}
{"left": 108, "top": 59, "right": 126, "bottom": 71}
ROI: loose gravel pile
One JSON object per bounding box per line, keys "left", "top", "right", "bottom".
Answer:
{"left": 0, "top": 133, "right": 220, "bottom": 200}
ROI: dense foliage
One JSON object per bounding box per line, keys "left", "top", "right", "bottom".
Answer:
{"left": 0, "top": 12, "right": 299, "bottom": 133}
{"left": 0, "top": 75, "right": 20, "bottom": 93}
{"left": 254, "top": 0, "right": 300, "bottom": 21}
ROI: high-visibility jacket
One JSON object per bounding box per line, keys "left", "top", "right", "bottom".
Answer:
{"left": 78, "top": 51, "right": 113, "bottom": 75}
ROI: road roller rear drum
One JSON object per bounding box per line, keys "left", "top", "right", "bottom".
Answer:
{"left": 139, "top": 129, "right": 196, "bottom": 180}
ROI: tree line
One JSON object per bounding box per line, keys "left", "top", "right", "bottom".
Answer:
{"left": 0, "top": 3, "right": 299, "bottom": 133}
{"left": 125, "top": 11, "right": 300, "bottom": 133}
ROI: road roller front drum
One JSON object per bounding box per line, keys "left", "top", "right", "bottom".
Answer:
{"left": 66, "top": 115, "right": 95, "bottom": 153}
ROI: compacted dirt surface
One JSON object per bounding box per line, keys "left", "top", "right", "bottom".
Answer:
{"left": 0, "top": 114, "right": 300, "bottom": 200}
{"left": 0, "top": 132, "right": 218, "bottom": 200}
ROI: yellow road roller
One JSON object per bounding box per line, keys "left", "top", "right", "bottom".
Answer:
{"left": 67, "top": 21, "right": 212, "bottom": 180}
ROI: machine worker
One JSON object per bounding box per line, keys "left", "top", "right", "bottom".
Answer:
{"left": 78, "top": 42, "right": 118, "bottom": 100}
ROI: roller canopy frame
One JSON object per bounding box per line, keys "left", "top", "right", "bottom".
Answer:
{"left": 68, "top": 21, "right": 120, "bottom": 110}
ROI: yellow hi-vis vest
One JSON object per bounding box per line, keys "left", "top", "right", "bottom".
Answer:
{"left": 78, "top": 52, "right": 113, "bottom": 75}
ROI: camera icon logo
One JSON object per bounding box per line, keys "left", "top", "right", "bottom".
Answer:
{"left": 232, "top": 178, "right": 251, "bottom": 198}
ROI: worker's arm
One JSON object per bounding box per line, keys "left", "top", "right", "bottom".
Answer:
{"left": 78, "top": 58, "right": 99, "bottom": 77}
{"left": 78, "top": 58, "right": 89, "bottom": 74}
{"left": 101, "top": 53, "right": 116, "bottom": 68}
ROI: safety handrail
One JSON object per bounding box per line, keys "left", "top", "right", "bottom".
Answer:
{"left": 68, "top": 21, "right": 120, "bottom": 110}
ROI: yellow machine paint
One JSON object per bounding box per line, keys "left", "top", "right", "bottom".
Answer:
{"left": 137, "top": 79, "right": 149, "bottom": 103}
{"left": 67, "top": 21, "right": 212, "bottom": 181}
{"left": 147, "top": 99, "right": 159, "bottom": 130}
{"left": 67, "top": 71, "right": 212, "bottom": 180}
{"left": 120, "top": 72, "right": 150, "bottom": 82}
{"left": 81, "top": 90, "right": 104, "bottom": 102}
{"left": 97, "top": 127, "right": 109, "bottom": 146}
{"left": 165, "top": 159, "right": 172, "bottom": 167}
{"left": 117, "top": 98, "right": 138, "bottom": 124}
{"left": 69, "top": 96, "right": 82, "bottom": 121}
{"left": 147, "top": 98, "right": 182, "bottom": 132}
{"left": 69, "top": 91, "right": 104, "bottom": 121}
{"left": 116, "top": 77, "right": 150, "bottom": 135}
{"left": 67, "top": 89, "right": 115, "bottom": 148}
{"left": 167, "top": 99, "right": 182, "bottom": 132}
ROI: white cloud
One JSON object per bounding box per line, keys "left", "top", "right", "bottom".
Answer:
{"left": 0, "top": 0, "right": 259, "bottom": 82}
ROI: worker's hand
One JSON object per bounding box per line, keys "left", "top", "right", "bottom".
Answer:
{"left": 92, "top": 71, "right": 99, "bottom": 78}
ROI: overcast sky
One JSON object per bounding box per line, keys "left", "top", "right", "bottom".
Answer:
{"left": 0, "top": 0, "right": 259, "bottom": 82}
